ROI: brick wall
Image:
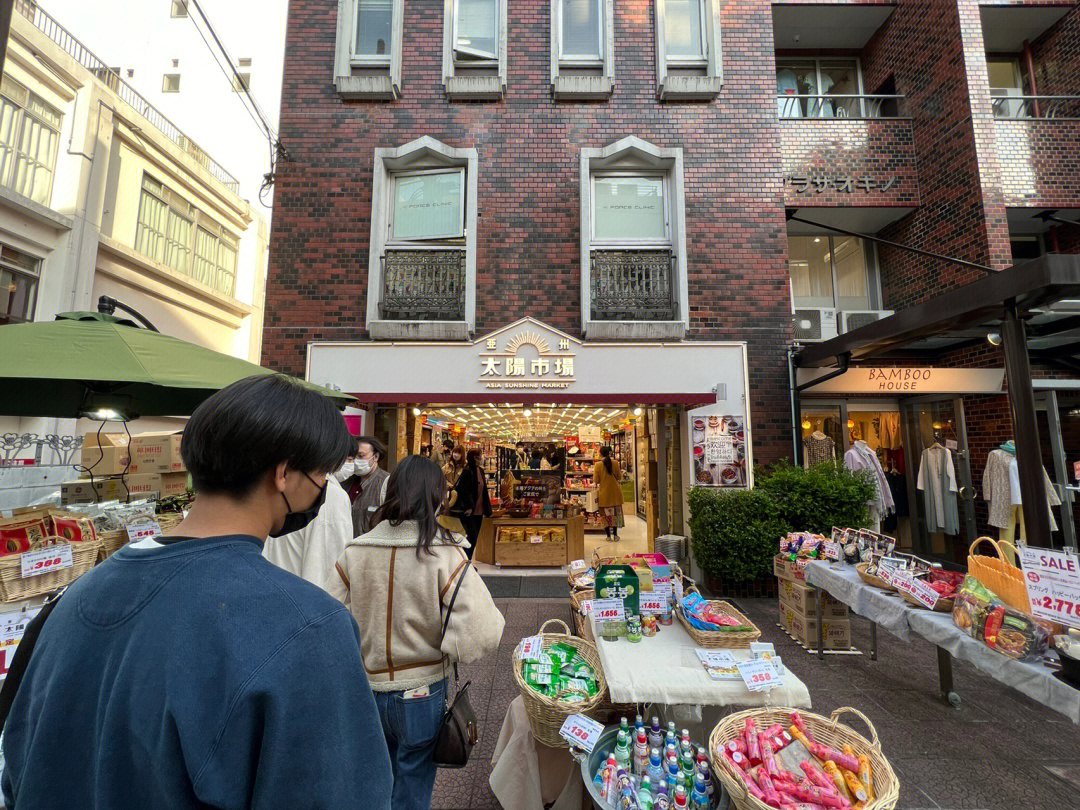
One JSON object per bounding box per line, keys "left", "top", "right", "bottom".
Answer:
{"left": 266, "top": 0, "right": 795, "bottom": 463}
{"left": 1030, "top": 5, "right": 1080, "bottom": 96}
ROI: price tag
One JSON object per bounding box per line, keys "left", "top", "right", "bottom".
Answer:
{"left": 945, "top": 439, "right": 958, "bottom": 451}
{"left": 559, "top": 713, "right": 605, "bottom": 751}
{"left": 569, "top": 559, "right": 588, "bottom": 574}
{"left": 20, "top": 544, "right": 74, "bottom": 579}
{"left": 516, "top": 635, "right": 544, "bottom": 662}
{"left": 591, "top": 598, "right": 625, "bottom": 622}
{"left": 695, "top": 649, "right": 740, "bottom": 680}
{"left": 672, "top": 578, "right": 684, "bottom": 605}
{"left": 908, "top": 577, "right": 940, "bottom": 610}
{"left": 653, "top": 581, "right": 673, "bottom": 601}
{"left": 823, "top": 540, "right": 841, "bottom": 561}
{"left": 125, "top": 519, "right": 162, "bottom": 544}
{"left": 877, "top": 562, "right": 900, "bottom": 588}
{"left": 528, "top": 533, "right": 544, "bottom": 544}
{"left": 1021, "top": 546, "right": 1080, "bottom": 629}
{"left": 580, "top": 599, "right": 594, "bottom": 614}
{"left": 890, "top": 571, "right": 915, "bottom": 595}
{"left": 639, "top": 593, "right": 668, "bottom": 614}
{"left": 736, "top": 658, "right": 781, "bottom": 692}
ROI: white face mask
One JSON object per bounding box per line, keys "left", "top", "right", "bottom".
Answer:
{"left": 334, "top": 461, "right": 355, "bottom": 482}
{"left": 354, "top": 458, "right": 373, "bottom": 476}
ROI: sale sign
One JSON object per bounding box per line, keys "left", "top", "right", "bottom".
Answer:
{"left": 736, "top": 659, "right": 782, "bottom": 692}
{"left": 559, "top": 713, "right": 604, "bottom": 751}
{"left": 1021, "top": 546, "right": 1080, "bottom": 629}
{"left": 20, "top": 544, "right": 73, "bottom": 579}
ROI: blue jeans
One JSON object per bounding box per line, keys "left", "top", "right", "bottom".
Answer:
{"left": 373, "top": 679, "right": 447, "bottom": 810}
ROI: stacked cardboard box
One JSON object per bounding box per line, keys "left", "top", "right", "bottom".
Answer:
{"left": 65, "top": 431, "right": 188, "bottom": 505}
{"left": 79, "top": 432, "right": 130, "bottom": 476}
{"left": 60, "top": 472, "right": 189, "bottom": 506}
{"left": 128, "top": 432, "right": 185, "bottom": 474}
{"left": 774, "top": 554, "right": 851, "bottom": 650}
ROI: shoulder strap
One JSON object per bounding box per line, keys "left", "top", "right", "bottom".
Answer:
{"left": 441, "top": 557, "right": 470, "bottom": 641}
{"left": 0, "top": 586, "right": 67, "bottom": 731}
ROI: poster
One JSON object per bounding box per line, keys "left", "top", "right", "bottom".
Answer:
{"left": 691, "top": 413, "right": 747, "bottom": 487}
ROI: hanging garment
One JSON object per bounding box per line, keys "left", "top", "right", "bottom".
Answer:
{"left": 886, "top": 470, "right": 909, "bottom": 517}
{"left": 803, "top": 432, "right": 836, "bottom": 467}
{"left": 982, "top": 448, "right": 1060, "bottom": 531}
{"left": 917, "top": 445, "right": 959, "bottom": 535}
{"left": 878, "top": 413, "right": 902, "bottom": 450}
{"left": 844, "top": 440, "right": 895, "bottom": 518}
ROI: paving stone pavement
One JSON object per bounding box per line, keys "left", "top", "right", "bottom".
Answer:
{"left": 431, "top": 597, "right": 1080, "bottom": 810}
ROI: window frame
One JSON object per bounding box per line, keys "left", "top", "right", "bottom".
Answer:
{"left": 558, "top": 0, "right": 605, "bottom": 66}
{"left": 654, "top": 0, "right": 722, "bottom": 101}
{"left": 663, "top": 0, "right": 708, "bottom": 66}
{"left": 0, "top": 77, "right": 62, "bottom": 207}
{"left": 387, "top": 167, "right": 468, "bottom": 244}
{"left": 775, "top": 57, "right": 865, "bottom": 118}
{"left": 170, "top": 0, "right": 188, "bottom": 18}
{"left": 232, "top": 73, "right": 251, "bottom": 92}
{"left": 453, "top": 0, "right": 499, "bottom": 62}
{"left": 352, "top": 0, "right": 394, "bottom": 66}
{"left": 788, "top": 234, "right": 879, "bottom": 311}
{"left": 0, "top": 244, "right": 40, "bottom": 325}
{"left": 162, "top": 73, "right": 181, "bottom": 93}
{"left": 335, "top": 0, "right": 404, "bottom": 99}
{"left": 589, "top": 172, "right": 672, "bottom": 247}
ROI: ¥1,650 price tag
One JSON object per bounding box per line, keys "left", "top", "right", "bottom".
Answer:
{"left": 20, "top": 544, "right": 74, "bottom": 579}
{"left": 591, "top": 598, "right": 625, "bottom": 622}
{"left": 516, "top": 635, "right": 544, "bottom": 662}
{"left": 908, "top": 577, "right": 940, "bottom": 610}
{"left": 736, "top": 659, "right": 781, "bottom": 692}
{"left": 559, "top": 713, "right": 604, "bottom": 752}
{"left": 639, "top": 594, "right": 668, "bottom": 614}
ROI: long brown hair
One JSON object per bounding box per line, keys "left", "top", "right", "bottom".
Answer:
{"left": 373, "top": 456, "right": 456, "bottom": 558}
{"left": 448, "top": 444, "right": 466, "bottom": 470}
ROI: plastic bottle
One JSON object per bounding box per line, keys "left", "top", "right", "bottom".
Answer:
{"left": 600, "top": 754, "right": 619, "bottom": 801}
{"left": 680, "top": 750, "right": 696, "bottom": 784}
{"left": 620, "top": 717, "right": 630, "bottom": 736}
{"left": 648, "top": 717, "right": 664, "bottom": 751}
{"left": 697, "top": 762, "right": 715, "bottom": 801}
{"left": 636, "top": 713, "right": 645, "bottom": 735}
{"left": 665, "top": 742, "right": 678, "bottom": 767}
{"left": 667, "top": 721, "right": 677, "bottom": 740}
{"left": 666, "top": 755, "right": 681, "bottom": 787}
{"left": 654, "top": 781, "right": 671, "bottom": 810}
{"left": 634, "top": 730, "right": 650, "bottom": 777}
{"left": 696, "top": 746, "right": 709, "bottom": 770}
{"left": 647, "top": 747, "right": 665, "bottom": 785}
{"left": 673, "top": 784, "right": 689, "bottom": 809}
{"left": 638, "top": 776, "right": 655, "bottom": 810}
{"left": 614, "top": 730, "right": 632, "bottom": 774}
{"left": 680, "top": 729, "right": 692, "bottom": 749}
{"left": 690, "top": 774, "right": 709, "bottom": 810}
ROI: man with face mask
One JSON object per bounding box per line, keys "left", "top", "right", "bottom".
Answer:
{"left": 344, "top": 436, "right": 389, "bottom": 537}
{"left": 0, "top": 374, "right": 392, "bottom": 810}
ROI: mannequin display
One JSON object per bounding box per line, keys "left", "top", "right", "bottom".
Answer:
{"left": 776, "top": 68, "right": 802, "bottom": 118}
{"left": 803, "top": 430, "right": 836, "bottom": 468}
{"left": 916, "top": 441, "right": 959, "bottom": 535}
{"left": 982, "top": 441, "right": 1060, "bottom": 547}
{"left": 844, "top": 440, "right": 895, "bottom": 532}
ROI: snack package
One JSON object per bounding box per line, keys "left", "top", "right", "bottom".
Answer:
{"left": 681, "top": 592, "right": 752, "bottom": 632}
{"left": 0, "top": 517, "right": 48, "bottom": 555}
{"left": 48, "top": 513, "right": 98, "bottom": 544}
{"left": 952, "top": 575, "right": 1048, "bottom": 660}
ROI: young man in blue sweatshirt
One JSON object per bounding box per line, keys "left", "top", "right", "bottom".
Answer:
{"left": 2, "top": 374, "right": 393, "bottom": 809}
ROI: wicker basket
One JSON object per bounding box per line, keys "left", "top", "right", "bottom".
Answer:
{"left": 675, "top": 587, "right": 761, "bottom": 648}
{"left": 856, "top": 562, "right": 894, "bottom": 591}
{"left": 900, "top": 590, "right": 955, "bottom": 613}
{"left": 569, "top": 588, "right": 596, "bottom": 642}
{"left": 968, "top": 537, "right": 1030, "bottom": 613}
{"left": 512, "top": 618, "right": 608, "bottom": 748}
{"left": 156, "top": 512, "right": 184, "bottom": 531}
{"left": 709, "top": 706, "right": 900, "bottom": 810}
{"left": 97, "top": 529, "right": 127, "bottom": 561}
{"left": 0, "top": 537, "right": 101, "bottom": 602}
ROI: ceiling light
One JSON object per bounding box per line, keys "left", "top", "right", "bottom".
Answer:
{"left": 633, "top": 407, "right": 643, "bottom": 416}
{"left": 523, "top": 409, "right": 533, "bottom": 418}
{"left": 847, "top": 419, "right": 855, "bottom": 429}
{"left": 801, "top": 419, "right": 812, "bottom": 430}
{"left": 813, "top": 237, "right": 821, "bottom": 243}
{"left": 412, "top": 407, "right": 422, "bottom": 416}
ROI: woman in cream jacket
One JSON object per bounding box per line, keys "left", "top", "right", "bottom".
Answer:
{"left": 327, "top": 456, "right": 504, "bottom": 810}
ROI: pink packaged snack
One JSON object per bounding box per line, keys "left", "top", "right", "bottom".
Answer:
{"left": 786, "top": 780, "right": 848, "bottom": 809}
{"left": 754, "top": 767, "right": 783, "bottom": 808}
{"left": 791, "top": 712, "right": 815, "bottom": 745}
{"left": 724, "top": 753, "right": 764, "bottom": 800}
{"left": 727, "top": 738, "right": 748, "bottom": 757}
{"left": 807, "top": 742, "right": 859, "bottom": 774}
{"left": 761, "top": 737, "right": 780, "bottom": 778}
{"left": 744, "top": 718, "right": 762, "bottom": 765}
{"left": 800, "top": 762, "right": 839, "bottom": 796}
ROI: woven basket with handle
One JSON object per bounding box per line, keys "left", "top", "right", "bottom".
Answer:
{"left": 512, "top": 618, "right": 608, "bottom": 748}
{"left": 569, "top": 587, "right": 595, "bottom": 642}
{"left": 0, "top": 536, "right": 101, "bottom": 602}
{"left": 709, "top": 706, "right": 899, "bottom": 810}
{"left": 856, "top": 562, "right": 895, "bottom": 592}
{"left": 968, "top": 537, "right": 1030, "bottom": 613}
{"left": 675, "top": 585, "right": 761, "bottom": 648}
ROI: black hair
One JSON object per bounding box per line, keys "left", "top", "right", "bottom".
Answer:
{"left": 442, "top": 438, "right": 455, "bottom": 451}
{"left": 515, "top": 441, "right": 524, "bottom": 448}
{"left": 466, "top": 448, "right": 482, "bottom": 468}
{"left": 181, "top": 374, "right": 353, "bottom": 498}
{"left": 372, "top": 455, "right": 455, "bottom": 559}
{"left": 356, "top": 435, "right": 386, "bottom": 463}
{"left": 600, "top": 445, "right": 614, "bottom": 475}
{"left": 531, "top": 448, "right": 543, "bottom": 460}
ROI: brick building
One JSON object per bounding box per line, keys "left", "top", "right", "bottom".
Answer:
{"left": 265, "top": 0, "right": 1080, "bottom": 562}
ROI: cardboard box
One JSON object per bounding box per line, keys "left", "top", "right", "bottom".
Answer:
{"left": 778, "top": 601, "right": 851, "bottom": 650}
{"left": 777, "top": 578, "right": 848, "bottom": 620}
{"left": 60, "top": 472, "right": 188, "bottom": 505}
{"left": 129, "top": 432, "right": 185, "bottom": 474}
{"left": 773, "top": 554, "right": 810, "bottom": 583}
{"left": 79, "top": 432, "right": 131, "bottom": 476}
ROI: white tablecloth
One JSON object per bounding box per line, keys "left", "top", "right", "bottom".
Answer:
{"left": 489, "top": 696, "right": 583, "bottom": 810}
{"left": 804, "top": 560, "right": 914, "bottom": 641}
{"left": 588, "top": 613, "right": 812, "bottom": 708}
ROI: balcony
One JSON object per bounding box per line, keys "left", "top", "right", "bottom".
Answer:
{"left": 590, "top": 248, "right": 677, "bottom": 322}
{"left": 777, "top": 94, "right": 906, "bottom": 120}
{"left": 992, "top": 96, "right": 1080, "bottom": 120}
{"left": 379, "top": 248, "right": 466, "bottom": 322}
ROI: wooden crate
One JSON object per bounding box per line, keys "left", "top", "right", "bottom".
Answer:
{"left": 495, "top": 531, "right": 567, "bottom": 567}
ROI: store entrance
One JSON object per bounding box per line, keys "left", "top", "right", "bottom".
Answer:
{"left": 900, "top": 396, "right": 978, "bottom": 564}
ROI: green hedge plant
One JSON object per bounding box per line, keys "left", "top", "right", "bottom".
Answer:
{"left": 755, "top": 460, "right": 873, "bottom": 535}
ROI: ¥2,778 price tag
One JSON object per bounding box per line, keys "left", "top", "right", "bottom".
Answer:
{"left": 736, "top": 658, "right": 781, "bottom": 692}
{"left": 516, "top": 635, "right": 544, "bottom": 662}
{"left": 591, "top": 598, "right": 625, "bottom": 623}
{"left": 559, "top": 713, "right": 604, "bottom": 752}
{"left": 20, "top": 544, "right": 73, "bottom": 579}
{"left": 1021, "top": 546, "right": 1080, "bottom": 629}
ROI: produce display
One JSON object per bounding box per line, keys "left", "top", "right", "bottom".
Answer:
{"left": 720, "top": 712, "right": 875, "bottom": 810}
{"left": 522, "top": 642, "right": 601, "bottom": 702}
{"left": 952, "top": 575, "right": 1049, "bottom": 661}
{"left": 593, "top": 715, "right": 717, "bottom": 810}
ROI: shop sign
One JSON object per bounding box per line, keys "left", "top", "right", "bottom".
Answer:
{"left": 786, "top": 173, "right": 898, "bottom": 194}
{"left": 578, "top": 425, "right": 602, "bottom": 442}
{"left": 1021, "top": 546, "right": 1080, "bottom": 629}
{"left": 796, "top": 367, "right": 1005, "bottom": 395}
{"left": 479, "top": 328, "right": 576, "bottom": 390}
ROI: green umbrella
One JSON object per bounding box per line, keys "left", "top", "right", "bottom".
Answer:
{"left": 0, "top": 312, "right": 353, "bottom": 418}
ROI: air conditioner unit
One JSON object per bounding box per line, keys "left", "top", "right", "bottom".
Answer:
{"left": 839, "top": 309, "right": 894, "bottom": 333}
{"left": 793, "top": 308, "right": 839, "bottom": 342}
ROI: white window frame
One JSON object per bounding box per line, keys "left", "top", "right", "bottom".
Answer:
{"left": 162, "top": 73, "right": 181, "bottom": 93}
{"left": 170, "top": 0, "right": 188, "bottom": 18}
{"left": 550, "top": 0, "right": 615, "bottom": 99}
{"left": 580, "top": 137, "right": 688, "bottom": 339}
{"left": 0, "top": 76, "right": 62, "bottom": 207}
{"left": 558, "top": 0, "right": 605, "bottom": 66}
{"left": 387, "top": 167, "right": 468, "bottom": 244}
{"left": 453, "top": 0, "right": 499, "bottom": 61}
{"left": 442, "top": 0, "right": 507, "bottom": 100}
{"left": 367, "top": 137, "right": 479, "bottom": 339}
{"left": 334, "top": 0, "right": 404, "bottom": 100}
{"left": 589, "top": 173, "right": 672, "bottom": 247}
{"left": 655, "top": 0, "right": 723, "bottom": 101}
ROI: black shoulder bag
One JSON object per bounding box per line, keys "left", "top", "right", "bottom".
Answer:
{"left": 432, "top": 563, "right": 479, "bottom": 769}
{"left": 0, "top": 586, "right": 67, "bottom": 732}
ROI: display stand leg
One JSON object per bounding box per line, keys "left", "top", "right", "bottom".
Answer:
{"left": 870, "top": 621, "right": 878, "bottom": 661}
{"left": 816, "top": 591, "right": 824, "bottom": 660}
{"left": 936, "top": 646, "right": 961, "bottom": 707}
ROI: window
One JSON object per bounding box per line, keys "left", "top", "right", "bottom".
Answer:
{"left": 455, "top": 0, "right": 497, "bottom": 60}
{"left": 592, "top": 176, "right": 668, "bottom": 243}
{"left": 170, "top": 0, "right": 188, "bottom": 17}
{"left": 443, "top": 0, "right": 506, "bottom": 100}
{"left": 171, "top": 58, "right": 180, "bottom": 68}
{"left": 560, "top": 0, "right": 603, "bottom": 63}
{"left": 389, "top": 169, "right": 466, "bottom": 242}
{"left": 988, "top": 58, "right": 1024, "bottom": 118}
{"left": 334, "top": 0, "right": 403, "bottom": 99}
{"left": 232, "top": 73, "right": 251, "bottom": 92}
{"left": 1010, "top": 235, "right": 1043, "bottom": 262}
{"left": 134, "top": 173, "right": 238, "bottom": 297}
{"left": 777, "top": 58, "right": 863, "bottom": 118}
{"left": 550, "top": 0, "right": 614, "bottom": 100}
{"left": 655, "top": 0, "right": 722, "bottom": 101}
{"left": 0, "top": 77, "right": 62, "bottom": 206}
{"left": 788, "top": 236, "right": 875, "bottom": 311}
{"left": 0, "top": 244, "right": 39, "bottom": 325}
{"left": 239, "top": 58, "right": 252, "bottom": 68}
{"left": 162, "top": 73, "right": 181, "bottom": 92}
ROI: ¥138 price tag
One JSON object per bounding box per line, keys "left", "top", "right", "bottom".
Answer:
{"left": 516, "top": 635, "right": 544, "bottom": 662}
{"left": 559, "top": 713, "right": 604, "bottom": 752}
{"left": 20, "top": 544, "right": 74, "bottom": 579}
{"left": 591, "top": 598, "right": 625, "bottom": 623}
{"left": 736, "top": 658, "right": 781, "bottom": 693}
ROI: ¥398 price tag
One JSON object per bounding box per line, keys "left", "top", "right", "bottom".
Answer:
{"left": 559, "top": 713, "right": 604, "bottom": 752}
{"left": 20, "top": 544, "right": 73, "bottom": 579}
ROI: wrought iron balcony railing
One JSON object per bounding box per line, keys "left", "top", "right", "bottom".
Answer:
{"left": 992, "top": 95, "right": 1080, "bottom": 120}
{"left": 777, "top": 94, "right": 906, "bottom": 119}
{"left": 380, "top": 248, "right": 466, "bottom": 321}
{"left": 590, "top": 248, "right": 677, "bottom": 322}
